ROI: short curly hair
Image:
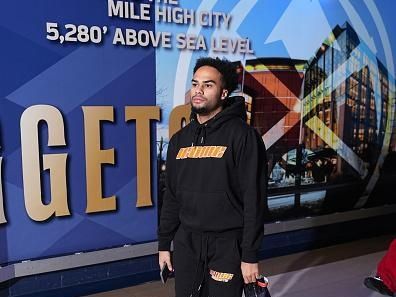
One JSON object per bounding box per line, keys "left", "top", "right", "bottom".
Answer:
{"left": 193, "top": 57, "right": 239, "bottom": 95}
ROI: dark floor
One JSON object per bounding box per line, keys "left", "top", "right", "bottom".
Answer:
{"left": 85, "top": 234, "right": 395, "bottom": 297}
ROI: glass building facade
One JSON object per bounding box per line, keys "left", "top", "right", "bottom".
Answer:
{"left": 302, "top": 23, "right": 391, "bottom": 180}
{"left": 235, "top": 58, "right": 306, "bottom": 188}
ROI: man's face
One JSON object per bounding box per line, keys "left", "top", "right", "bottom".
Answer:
{"left": 190, "top": 66, "right": 228, "bottom": 115}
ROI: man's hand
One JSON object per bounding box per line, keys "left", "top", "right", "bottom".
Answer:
{"left": 241, "top": 262, "right": 259, "bottom": 284}
{"left": 159, "top": 251, "right": 173, "bottom": 271}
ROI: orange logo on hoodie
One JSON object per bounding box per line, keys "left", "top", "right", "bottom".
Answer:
{"left": 176, "top": 146, "right": 227, "bottom": 159}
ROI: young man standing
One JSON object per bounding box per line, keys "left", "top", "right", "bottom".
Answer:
{"left": 158, "top": 57, "right": 267, "bottom": 297}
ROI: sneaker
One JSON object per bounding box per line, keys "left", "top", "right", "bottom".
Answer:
{"left": 364, "top": 276, "right": 393, "bottom": 296}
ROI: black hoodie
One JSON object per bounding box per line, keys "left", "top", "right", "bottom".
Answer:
{"left": 158, "top": 96, "right": 267, "bottom": 263}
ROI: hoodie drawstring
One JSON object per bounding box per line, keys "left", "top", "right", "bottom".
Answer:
{"left": 200, "top": 126, "right": 207, "bottom": 145}
{"left": 189, "top": 234, "right": 209, "bottom": 297}
{"left": 192, "top": 125, "right": 207, "bottom": 146}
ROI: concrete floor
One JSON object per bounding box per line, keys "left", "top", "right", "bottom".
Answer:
{"left": 85, "top": 234, "right": 395, "bottom": 297}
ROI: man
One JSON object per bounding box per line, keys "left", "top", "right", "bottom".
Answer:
{"left": 158, "top": 57, "right": 267, "bottom": 297}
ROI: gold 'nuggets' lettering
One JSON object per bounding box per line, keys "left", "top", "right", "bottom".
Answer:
{"left": 176, "top": 146, "right": 227, "bottom": 159}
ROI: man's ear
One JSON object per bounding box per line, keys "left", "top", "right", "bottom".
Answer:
{"left": 221, "top": 89, "right": 228, "bottom": 100}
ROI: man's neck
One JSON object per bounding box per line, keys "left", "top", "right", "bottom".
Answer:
{"left": 196, "top": 106, "right": 223, "bottom": 124}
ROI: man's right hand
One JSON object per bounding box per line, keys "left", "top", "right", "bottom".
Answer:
{"left": 158, "top": 251, "right": 173, "bottom": 271}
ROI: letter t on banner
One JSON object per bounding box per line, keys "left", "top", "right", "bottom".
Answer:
{"left": 125, "top": 106, "right": 160, "bottom": 207}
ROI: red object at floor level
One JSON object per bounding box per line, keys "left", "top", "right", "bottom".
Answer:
{"left": 377, "top": 239, "right": 396, "bottom": 293}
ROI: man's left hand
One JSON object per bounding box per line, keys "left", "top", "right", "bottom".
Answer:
{"left": 241, "top": 262, "right": 259, "bottom": 284}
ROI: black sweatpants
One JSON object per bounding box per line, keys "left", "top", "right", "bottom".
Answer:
{"left": 173, "top": 225, "right": 244, "bottom": 297}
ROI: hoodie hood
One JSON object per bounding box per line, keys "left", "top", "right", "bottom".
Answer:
{"left": 189, "top": 96, "right": 246, "bottom": 145}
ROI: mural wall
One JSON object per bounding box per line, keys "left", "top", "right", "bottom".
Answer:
{"left": 0, "top": 0, "right": 395, "bottom": 267}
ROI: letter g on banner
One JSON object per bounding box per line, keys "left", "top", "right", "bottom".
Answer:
{"left": 20, "top": 105, "right": 70, "bottom": 222}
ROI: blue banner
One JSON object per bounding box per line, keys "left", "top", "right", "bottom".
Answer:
{"left": 0, "top": 0, "right": 157, "bottom": 264}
